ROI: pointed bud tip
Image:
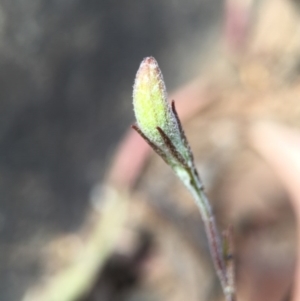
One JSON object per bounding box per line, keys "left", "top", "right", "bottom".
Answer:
{"left": 135, "top": 57, "right": 161, "bottom": 84}
{"left": 140, "top": 56, "right": 158, "bottom": 67}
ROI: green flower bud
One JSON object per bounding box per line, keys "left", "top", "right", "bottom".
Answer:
{"left": 133, "top": 57, "right": 180, "bottom": 148}
{"left": 132, "top": 56, "right": 194, "bottom": 168}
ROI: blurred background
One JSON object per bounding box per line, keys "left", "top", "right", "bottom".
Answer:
{"left": 2, "top": 1, "right": 300, "bottom": 301}
{"left": 0, "top": 1, "right": 223, "bottom": 301}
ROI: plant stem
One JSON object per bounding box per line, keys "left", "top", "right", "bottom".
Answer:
{"left": 183, "top": 167, "right": 236, "bottom": 301}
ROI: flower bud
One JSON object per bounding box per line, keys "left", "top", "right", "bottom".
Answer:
{"left": 133, "top": 57, "right": 182, "bottom": 151}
